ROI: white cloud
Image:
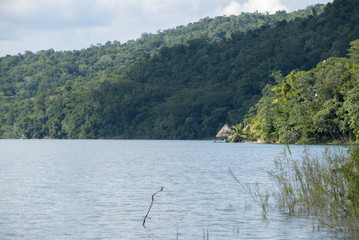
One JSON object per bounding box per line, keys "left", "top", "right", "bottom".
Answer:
{"left": 0, "top": 0, "right": 114, "bottom": 31}
{"left": 219, "top": 0, "right": 288, "bottom": 15}
{"left": 0, "top": 0, "right": 331, "bottom": 56}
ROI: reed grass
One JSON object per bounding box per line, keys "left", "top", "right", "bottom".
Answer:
{"left": 229, "top": 168, "right": 270, "bottom": 218}
{"left": 202, "top": 228, "right": 209, "bottom": 240}
{"left": 268, "top": 146, "right": 359, "bottom": 233}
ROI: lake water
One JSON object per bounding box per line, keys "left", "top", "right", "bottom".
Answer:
{"left": 0, "top": 140, "right": 347, "bottom": 239}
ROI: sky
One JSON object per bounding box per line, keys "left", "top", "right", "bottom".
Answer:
{"left": 0, "top": 0, "right": 333, "bottom": 57}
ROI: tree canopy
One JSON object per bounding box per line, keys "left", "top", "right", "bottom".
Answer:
{"left": 0, "top": 0, "right": 358, "bottom": 140}
{"left": 245, "top": 39, "right": 359, "bottom": 144}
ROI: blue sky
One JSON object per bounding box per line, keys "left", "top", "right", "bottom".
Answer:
{"left": 0, "top": 0, "right": 332, "bottom": 56}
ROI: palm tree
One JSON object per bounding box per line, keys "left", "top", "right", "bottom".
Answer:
{"left": 228, "top": 123, "right": 247, "bottom": 142}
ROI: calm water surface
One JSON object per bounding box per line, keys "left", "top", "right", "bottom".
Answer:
{"left": 0, "top": 140, "right": 346, "bottom": 239}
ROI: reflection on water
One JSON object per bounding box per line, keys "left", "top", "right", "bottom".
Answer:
{"left": 0, "top": 140, "right": 346, "bottom": 239}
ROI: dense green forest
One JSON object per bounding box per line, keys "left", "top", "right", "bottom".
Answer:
{"left": 0, "top": 0, "right": 359, "bottom": 140}
{"left": 244, "top": 39, "right": 359, "bottom": 144}
{"left": 0, "top": 4, "right": 323, "bottom": 99}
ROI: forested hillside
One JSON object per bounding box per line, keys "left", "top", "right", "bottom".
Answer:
{"left": 244, "top": 39, "right": 359, "bottom": 144}
{"left": 0, "top": 0, "right": 359, "bottom": 139}
{"left": 0, "top": 5, "right": 323, "bottom": 100}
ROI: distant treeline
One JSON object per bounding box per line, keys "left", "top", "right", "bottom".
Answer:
{"left": 0, "top": 0, "right": 359, "bottom": 141}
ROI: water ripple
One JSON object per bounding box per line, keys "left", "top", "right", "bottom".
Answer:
{"left": 0, "top": 140, "right": 345, "bottom": 239}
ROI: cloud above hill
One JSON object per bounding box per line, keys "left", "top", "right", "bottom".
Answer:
{"left": 218, "top": 0, "right": 288, "bottom": 15}
{"left": 0, "top": 0, "right": 332, "bottom": 56}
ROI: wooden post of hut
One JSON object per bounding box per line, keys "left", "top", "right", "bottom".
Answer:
{"left": 215, "top": 124, "right": 232, "bottom": 142}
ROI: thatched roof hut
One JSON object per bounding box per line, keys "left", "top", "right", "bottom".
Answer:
{"left": 216, "top": 124, "right": 232, "bottom": 138}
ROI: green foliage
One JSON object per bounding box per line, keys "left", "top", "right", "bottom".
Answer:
{"left": 269, "top": 146, "right": 359, "bottom": 233}
{"left": 337, "top": 147, "right": 359, "bottom": 215}
{"left": 246, "top": 37, "right": 359, "bottom": 144}
{"left": 347, "top": 39, "right": 359, "bottom": 63}
{"left": 0, "top": 0, "right": 359, "bottom": 139}
{"left": 228, "top": 124, "right": 247, "bottom": 142}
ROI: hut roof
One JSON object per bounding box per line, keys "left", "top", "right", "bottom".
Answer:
{"left": 216, "top": 124, "right": 232, "bottom": 138}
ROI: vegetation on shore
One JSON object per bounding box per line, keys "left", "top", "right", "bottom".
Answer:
{"left": 269, "top": 146, "right": 359, "bottom": 233}
{"left": 0, "top": 0, "right": 359, "bottom": 140}
{"left": 242, "top": 39, "right": 359, "bottom": 144}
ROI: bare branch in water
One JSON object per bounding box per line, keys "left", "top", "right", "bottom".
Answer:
{"left": 143, "top": 186, "right": 164, "bottom": 228}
